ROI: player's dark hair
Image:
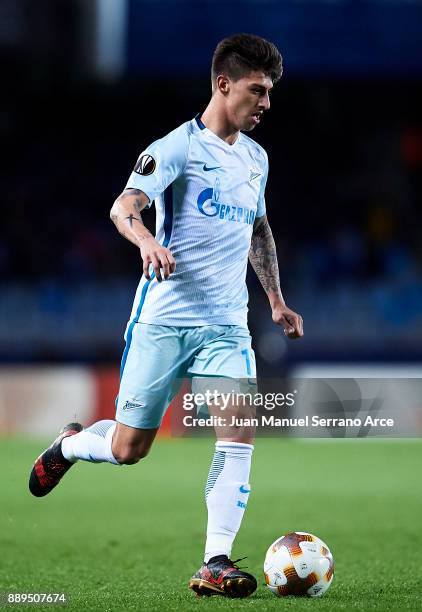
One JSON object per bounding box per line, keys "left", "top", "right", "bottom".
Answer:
{"left": 212, "top": 33, "right": 283, "bottom": 84}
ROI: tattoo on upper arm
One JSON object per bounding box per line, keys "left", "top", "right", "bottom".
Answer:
{"left": 249, "top": 217, "right": 281, "bottom": 294}
{"left": 253, "top": 214, "right": 267, "bottom": 235}
{"left": 119, "top": 188, "right": 145, "bottom": 213}
{"left": 122, "top": 188, "right": 142, "bottom": 197}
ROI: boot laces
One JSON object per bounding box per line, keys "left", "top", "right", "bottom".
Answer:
{"left": 227, "top": 557, "right": 248, "bottom": 569}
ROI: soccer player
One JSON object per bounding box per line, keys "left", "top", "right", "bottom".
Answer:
{"left": 29, "top": 33, "right": 303, "bottom": 598}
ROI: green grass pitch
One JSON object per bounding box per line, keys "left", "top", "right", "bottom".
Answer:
{"left": 1, "top": 437, "right": 421, "bottom": 611}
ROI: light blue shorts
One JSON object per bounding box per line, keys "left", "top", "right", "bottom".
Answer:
{"left": 115, "top": 323, "right": 257, "bottom": 429}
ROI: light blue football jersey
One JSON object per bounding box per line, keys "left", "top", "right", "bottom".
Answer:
{"left": 124, "top": 115, "right": 268, "bottom": 328}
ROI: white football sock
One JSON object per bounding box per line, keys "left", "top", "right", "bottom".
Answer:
{"left": 61, "top": 419, "right": 120, "bottom": 465}
{"left": 204, "top": 441, "right": 253, "bottom": 563}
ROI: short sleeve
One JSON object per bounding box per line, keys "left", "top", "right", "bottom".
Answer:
{"left": 125, "top": 123, "right": 190, "bottom": 208}
{"left": 257, "top": 153, "right": 268, "bottom": 218}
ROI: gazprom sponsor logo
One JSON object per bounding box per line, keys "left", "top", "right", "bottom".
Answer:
{"left": 197, "top": 186, "right": 255, "bottom": 226}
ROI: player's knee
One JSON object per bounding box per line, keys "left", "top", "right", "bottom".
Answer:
{"left": 114, "top": 450, "right": 140, "bottom": 465}
{"left": 113, "top": 445, "right": 150, "bottom": 465}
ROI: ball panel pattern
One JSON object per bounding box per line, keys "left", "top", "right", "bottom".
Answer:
{"left": 264, "top": 531, "right": 334, "bottom": 598}
{"left": 277, "top": 565, "right": 319, "bottom": 596}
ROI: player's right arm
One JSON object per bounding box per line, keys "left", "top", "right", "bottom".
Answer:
{"left": 110, "top": 188, "right": 175, "bottom": 282}
{"left": 113, "top": 123, "right": 190, "bottom": 282}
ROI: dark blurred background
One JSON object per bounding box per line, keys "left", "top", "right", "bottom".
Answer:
{"left": 1, "top": 0, "right": 422, "bottom": 374}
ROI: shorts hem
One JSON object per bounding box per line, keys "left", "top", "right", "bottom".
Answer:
{"left": 138, "top": 316, "right": 248, "bottom": 328}
{"left": 115, "top": 416, "right": 162, "bottom": 430}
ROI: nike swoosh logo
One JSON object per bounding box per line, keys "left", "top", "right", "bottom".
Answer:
{"left": 203, "top": 164, "right": 221, "bottom": 172}
{"left": 239, "top": 485, "right": 251, "bottom": 494}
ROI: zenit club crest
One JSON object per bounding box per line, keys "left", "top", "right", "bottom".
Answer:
{"left": 134, "top": 154, "right": 156, "bottom": 176}
{"left": 249, "top": 168, "right": 261, "bottom": 182}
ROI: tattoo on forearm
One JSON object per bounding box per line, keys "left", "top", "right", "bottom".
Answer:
{"left": 125, "top": 213, "right": 143, "bottom": 228}
{"left": 249, "top": 219, "right": 281, "bottom": 295}
{"left": 110, "top": 190, "right": 150, "bottom": 247}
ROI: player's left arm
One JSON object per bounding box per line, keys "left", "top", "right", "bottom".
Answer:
{"left": 249, "top": 214, "right": 303, "bottom": 339}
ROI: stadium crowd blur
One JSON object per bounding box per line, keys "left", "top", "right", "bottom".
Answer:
{"left": 1, "top": 0, "right": 422, "bottom": 370}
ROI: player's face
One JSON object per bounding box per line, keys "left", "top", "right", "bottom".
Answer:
{"left": 226, "top": 71, "right": 273, "bottom": 132}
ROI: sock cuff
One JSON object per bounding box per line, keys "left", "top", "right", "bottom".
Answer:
{"left": 215, "top": 441, "right": 254, "bottom": 455}
{"left": 86, "top": 419, "right": 115, "bottom": 438}
{"left": 105, "top": 423, "right": 120, "bottom": 465}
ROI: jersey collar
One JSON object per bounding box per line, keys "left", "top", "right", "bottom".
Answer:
{"left": 194, "top": 113, "right": 240, "bottom": 149}
{"left": 195, "top": 113, "right": 206, "bottom": 130}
